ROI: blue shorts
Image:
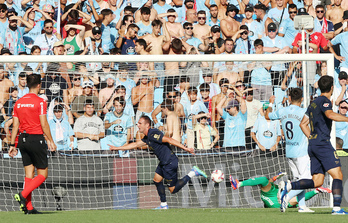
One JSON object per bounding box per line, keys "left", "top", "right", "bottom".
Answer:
{"left": 308, "top": 142, "right": 341, "bottom": 175}
{"left": 155, "top": 157, "right": 179, "bottom": 187}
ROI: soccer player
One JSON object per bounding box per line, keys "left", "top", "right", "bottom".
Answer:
{"left": 280, "top": 76, "right": 348, "bottom": 215}
{"left": 267, "top": 88, "right": 313, "bottom": 212}
{"left": 230, "top": 173, "right": 331, "bottom": 209}
{"left": 108, "top": 115, "right": 207, "bottom": 209}
{"left": 8, "top": 74, "right": 57, "bottom": 214}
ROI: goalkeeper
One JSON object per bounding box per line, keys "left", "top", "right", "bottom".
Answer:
{"left": 109, "top": 115, "right": 207, "bottom": 209}
{"left": 230, "top": 173, "right": 331, "bottom": 209}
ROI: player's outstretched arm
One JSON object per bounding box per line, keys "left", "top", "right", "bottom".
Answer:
{"left": 162, "top": 136, "right": 195, "bottom": 155}
{"left": 108, "top": 141, "right": 147, "bottom": 151}
{"left": 325, "top": 110, "right": 348, "bottom": 122}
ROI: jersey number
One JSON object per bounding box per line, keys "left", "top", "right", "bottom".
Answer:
{"left": 285, "top": 121, "right": 293, "bottom": 140}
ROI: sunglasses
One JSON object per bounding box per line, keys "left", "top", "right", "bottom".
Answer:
{"left": 0, "top": 9, "right": 6, "bottom": 13}
{"left": 236, "top": 85, "right": 244, "bottom": 88}
{"left": 289, "top": 11, "right": 297, "bottom": 14}
{"left": 316, "top": 10, "right": 324, "bottom": 13}
{"left": 167, "top": 95, "right": 176, "bottom": 98}
{"left": 247, "top": 92, "right": 253, "bottom": 96}
{"left": 45, "top": 26, "right": 53, "bottom": 29}
{"left": 73, "top": 78, "right": 80, "bottom": 81}
{"left": 46, "top": 12, "right": 54, "bottom": 15}
{"left": 185, "top": 27, "right": 193, "bottom": 30}
{"left": 200, "top": 117, "right": 207, "bottom": 120}
{"left": 131, "top": 28, "right": 138, "bottom": 34}
{"left": 94, "top": 32, "right": 101, "bottom": 35}
{"left": 268, "top": 30, "right": 276, "bottom": 32}
{"left": 212, "top": 30, "right": 220, "bottom": 33}
{"left": 340, "top": 107, "right": 348, "bottom": 109}
{"left": 198, "top": 17, "right": 206, "bottom": 20}
{"left": 241, "top": 31, "right": 248, "bottom": 35}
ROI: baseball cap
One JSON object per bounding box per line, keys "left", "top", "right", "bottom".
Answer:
{"left": 211, "top": 25, "right": 220, "bottom": 33}
{"left": 1, "top": 48, "right": 12, "bottom": 55}
{"left": 42, "top": 4, "right": 54, "bottom": 13}
{"left": 297, "top": 8, "right": 309, "bottom": 15}
{"left": 105, "top": 74, "right": 116, "bottom": 81}
{"left": 7, "top": 8, "right": 16, "bottom": 14}
{"left": 53, "top": 41, "right": 64, "bottom": 48}
{"left": 227, "top": 4, "right": 239, "bottom": 14}
{"left": 226, "top": 99, "right": 239, "bottom": 109}
{"left": 267, "top": 22, "right": 277, "bottom": 31}
{"left": 263, "top": 102, "right": 270, "bottom": 110}
{"left": 92, "top": 26, "right": 102, "bottom": 35}
{"left": 339, "top": 71, "right": 348, "bottom": 80}
{"left": 245, "top": 5, "right": 254, "bottom": 12}
{"left": 82, "top": 82, "right": 94, "bottom": 88}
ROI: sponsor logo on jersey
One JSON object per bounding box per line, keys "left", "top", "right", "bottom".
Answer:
{"left": 323, "top": 103, "right": 329, "bottom": 108}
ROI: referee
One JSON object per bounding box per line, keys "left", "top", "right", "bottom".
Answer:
{"left": 9, "top": 74, "right": 57, "bottom": 214}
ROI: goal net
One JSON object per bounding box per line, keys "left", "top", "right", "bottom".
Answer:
{"left": 0, "top": 54, "right": 334, "bottom": 211}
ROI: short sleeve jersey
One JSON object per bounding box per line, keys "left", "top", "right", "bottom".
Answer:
{"left": 104, "top": 112, "right": 133, "bottom": 143}
{"left": 292, "top": 32, "right": 328, "bottom": 53}
{"left": 141, "top": 128, "right": 176, "bottom": 165}
{"left": 305, "top": 96, "right": 332, "bottom": 145}
{"left": 13, "top": 93, "right": 47, "bottom": 134}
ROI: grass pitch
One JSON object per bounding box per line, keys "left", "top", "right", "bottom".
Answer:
{"left": 2, "top": 208, "right": 348, "bottom": 223}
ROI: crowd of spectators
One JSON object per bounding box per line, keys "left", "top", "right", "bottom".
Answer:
{"left": 1, "top": 0, "right": 348, "bottom": 153}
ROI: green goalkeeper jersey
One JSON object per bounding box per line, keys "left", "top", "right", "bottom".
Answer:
{"left": 260, "top": 182, "right": 281, "bottom": 208}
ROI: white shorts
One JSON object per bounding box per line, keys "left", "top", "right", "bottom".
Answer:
{"left": 287, "top": 155, "right": 311, "bottom": 180}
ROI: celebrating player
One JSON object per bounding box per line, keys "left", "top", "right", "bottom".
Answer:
{"left": 267, "top": 88, "right": 313, "bottom": 212}
{"left": 9, "top": 74, "right": 57, "bottom": 214}
{"left": 108, "top": 115, "right": 207, "bottom": 209}
{"left": 280, "top": 76, "right": 348, "bottom": 215}
{"left": 230, "top": 172, "right": 331, "bottom": 209}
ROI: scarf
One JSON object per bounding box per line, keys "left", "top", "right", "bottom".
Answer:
{"left": 314, "top": 17, "right": 328, "bottom": 33}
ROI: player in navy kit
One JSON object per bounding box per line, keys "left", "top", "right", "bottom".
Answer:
{"left": 109, "top": 115, "right": 207, "bottom": 209}
{"left": 280, "top": 76, "right": 348, "bottom": 215}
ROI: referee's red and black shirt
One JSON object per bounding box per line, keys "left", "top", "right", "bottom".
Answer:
{"left": 13, "top": 93, "right": 47, "bottom": 134}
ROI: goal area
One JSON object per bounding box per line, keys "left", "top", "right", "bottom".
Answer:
{"left": 0, "top": 54, "right": 334, "bottom": 211}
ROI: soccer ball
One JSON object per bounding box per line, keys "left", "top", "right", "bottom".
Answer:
{"left": 211, "top": 170, "right": 224, "bottom": 183}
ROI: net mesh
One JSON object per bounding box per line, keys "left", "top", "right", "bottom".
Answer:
{"left": 0, "top": 57, "right": 331, "bottom": 211}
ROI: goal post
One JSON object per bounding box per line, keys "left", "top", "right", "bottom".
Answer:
{"left": 0, "top": 53, "right": 335, "bottom": 211}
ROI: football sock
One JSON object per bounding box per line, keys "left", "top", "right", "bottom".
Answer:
{"left": 21, "top": 175, "right": 46, "bottom": 198}
{"left": 240, "top": 177, "right": 269, "bottom": 187}
{"left": 24, "top": 177, "right": 33, "bottom": 210}
{"left": 296, "top": 190, "right": 306, "bottom": 207}
{"left": 332, "top": 179, "right": 343, "bottom": 208}
{"left": 291, "top": 179, "right": 314, "bottom": 190}
{"left": 153, "top": 181, "right": 166, "bottom": 202}
{"left": 304, "top": 190, "right": 318, "bottom": 201}
{"left": 288, "top": 190, "right": 303, "bottom": 204}
{"left": 172, "top": 175, "right": 190, "bottom": 194}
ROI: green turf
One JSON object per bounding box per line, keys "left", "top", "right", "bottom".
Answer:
{"left": 2, "top": 208, "right": 348, "bottom": 223}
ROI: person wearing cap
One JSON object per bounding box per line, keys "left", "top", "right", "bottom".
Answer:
{"left": 193, "top": 10, "right": 211, "bottom": 44}
{"left": 182, "top": 22, "right": 208, "bottom": 52}
{"left": 216, "top": 88, "right": 247, "bottom": 152}
{"left": 242, "top": 5, "right": 263, "bottom": 41}
{"left": 254, "top": 3, "right": 273, "bottom": 36}
{"left": 268, "top": 0, "right": 289, "bottom": 27}
{"left": 52, "top": 41, "right": 65, "bottom": 55}
{"left": 329, "top": 21, "right": 348, "bottom": 73}
{"left": 74, "top": 99, "right": 105, "bottom": 151}
{"left": 333, "top": 71, "right": 348, "bottom": 106}
{"left": 71, "top": 82, "right": 102, "bottom": 119}
{"left": 0, "top": 9, "right": 33, "bottom": 55}
{"left": 220, "top": 4, "right": 240, "bottom": 38}
{"left": 158, "top": 9, "right": 184, "bottom": 39}
{"left": 48, "top": 104, "right": 74, "bottom": 151}
{"left": 279, "top": 4, "right": 299, "bottom": 48}
{"left": 232, "top": 25, "right": 255, "bottom": 54}
{"left": 206, "top": 25, "right": 224, "bottom": 54}
{"left": 33, "top": 19, "right": 59, "bottom": 55}
{"left": 251, "top": 101, "right": 281, "bottom": 152}
{"left": 326, "top": 0, "right": 344, "bottom": 25}
{"left": 262, "top": 22, "right": 290, "bottom": 86}
{"left": 313, "top": 5, "right": 334, "bottom": 40}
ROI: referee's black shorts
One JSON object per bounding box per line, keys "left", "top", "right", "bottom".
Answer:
{"left": 18, "top": 134, "right": 48, "bottom": 169}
